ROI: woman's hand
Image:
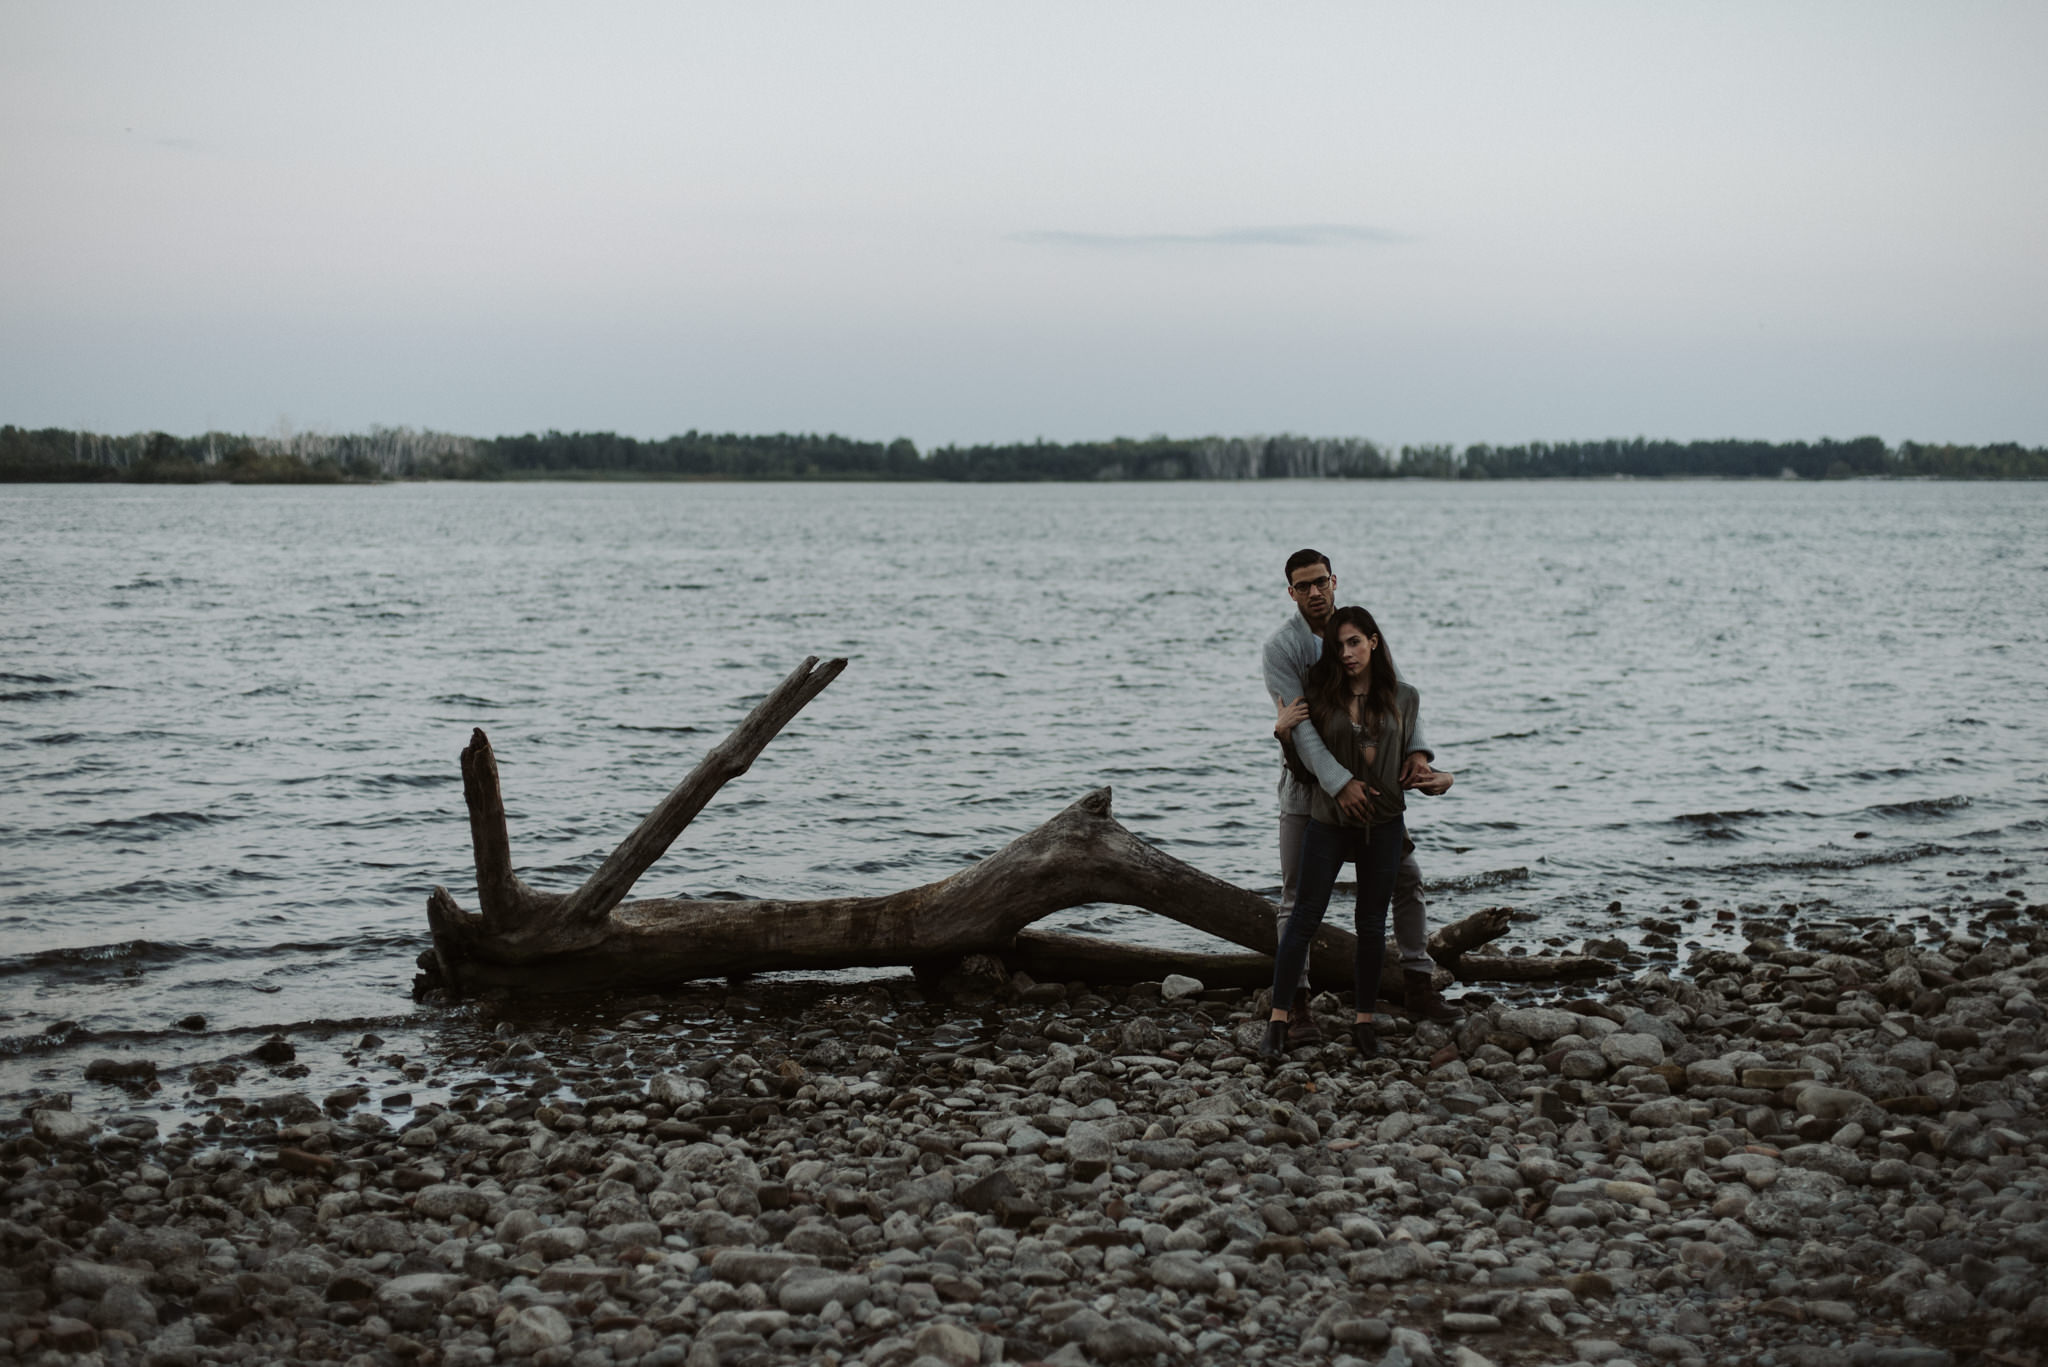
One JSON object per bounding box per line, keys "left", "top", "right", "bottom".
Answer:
{"left": 1273, "top": 696, "right": 1309, "bottom": 741}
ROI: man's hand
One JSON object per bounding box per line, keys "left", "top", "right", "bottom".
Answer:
{"left": 1336, "top": 779, "right": 1374, "bottom": 821}
{"left": 1412, "top": 769, "right": 1454, "bottom": 796}
{"left": 1273, "top": 696, "right": 1310, "bottom": 742}
{"left": 1399, "top": 753, "right": 1434, "bottom": 788}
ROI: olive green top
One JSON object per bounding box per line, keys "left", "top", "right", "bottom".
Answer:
{"left": 1305, "top": 680, "right": 1420, "bottom": 829}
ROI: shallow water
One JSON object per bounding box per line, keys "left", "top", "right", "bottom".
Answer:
{"left": 2, "top": 479, "right": 2043, "bottom": 1111}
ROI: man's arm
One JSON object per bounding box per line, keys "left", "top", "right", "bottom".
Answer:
{"left": 1406, "top": 711, "right": 1433, "bottom": 764}
{"left": 1261, "top": 636, "right": 1352, "bottom": 796}
{"left": 1400, "top": 699, "right": 1444, "bottom": 789}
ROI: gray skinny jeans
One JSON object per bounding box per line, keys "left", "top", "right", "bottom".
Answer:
{"left": 1278, "top": 811, "right": 1434, "bottom": 992}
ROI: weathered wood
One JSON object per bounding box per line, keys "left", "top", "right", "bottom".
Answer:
{"left": 556, "top": 656, "right": 847, "bottom": 927}
{"left": 1005, "top": 906, "right": 1523, "bottom": 996}
{"left": 1004, "top": 930, "right": 1276, "bottom": 990}
{"left": 1453, "top": 952, "right": 1620, "bottom": 982}
{"left": 425, "top": 778, "right": 1368, "bottom": 995}
{"left": 1428, "top": 905, "right": 1516, "bottom": 971}
{"left": 420, "top": 659, "right": 1561, "bottom": 1001}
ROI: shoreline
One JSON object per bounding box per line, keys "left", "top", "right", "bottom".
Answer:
{"left": 6, "top": 899, "right": 2046, "bottom": 1367}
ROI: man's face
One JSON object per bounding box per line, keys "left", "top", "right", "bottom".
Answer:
{"left": 1288, "top": 563, "right": 1335, "bottom": 622}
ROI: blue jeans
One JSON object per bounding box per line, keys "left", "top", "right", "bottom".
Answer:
{"left": 1269, "top": 816, "right": 1406, "bottom": 1015}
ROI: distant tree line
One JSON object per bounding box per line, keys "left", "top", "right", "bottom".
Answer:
{"left": 4, "top": 423, "right": 2043, "bottom": 483}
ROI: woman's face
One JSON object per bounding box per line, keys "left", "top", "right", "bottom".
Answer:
{"left": 1336, "top": 623, "right": 1377, "bottom": 678}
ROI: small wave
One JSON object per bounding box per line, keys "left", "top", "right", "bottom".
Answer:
{"left": 1424, "top": 867, "right": 1529, "bottom": 893}
{"left": 1863, "top": 795, "right": 1971, "bottom": 818}
{"left": 1670, "top": 807, "right": 1794, "bottom": 842}
{"left": 357, "top": 772, "right": 453, "bottom": 790}
{"left": 1845, "top": 767, "right": 1915, "bottom": 781}
{"left": 0, "top": 938, "right": 197, "bottom": 981}
{"left": 0, "top": 688, "right": 77, "bottom": 702}
{"left": 431, "top": 694, "right": 500, "bottom": 708}
{"left": 88, "top": 810, "right": 222, "bottom": 833}
{"left": 0, "top": 1027, "right": 83, "bottom": 1057}
{"left": 1708, "top": 841, "right": 1955, "bottom": 876}
{"left": 615, "top": 724, "right": 704, "bottom": 734}
{"left": 29, "top": 732, "right": 83, "bottom": 745}
{"left": 1672, "top": 808, "right": 1789, "bottom": 826}
{"left": 0, "top": 672, "right": 67, "bottom": 685}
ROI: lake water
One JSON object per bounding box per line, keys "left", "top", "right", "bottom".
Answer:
{"left": 2, "top": 479, "right": 2043, "bottom": 1113}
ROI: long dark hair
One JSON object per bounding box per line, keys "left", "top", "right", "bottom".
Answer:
{"left": 1306, "top": 605, "right": 1399, "bottom": 729}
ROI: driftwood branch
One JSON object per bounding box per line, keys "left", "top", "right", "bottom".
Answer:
{"left": 421, "top": 659, "right": 1592, "bottom": 1000}
{"left": 1454, "top": 952, "right": 1619, "bottom": 982}
{"left": 556, "top": 657, "right": 847, "bottom": 926}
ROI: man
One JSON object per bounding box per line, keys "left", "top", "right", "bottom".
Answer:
{"left": 1261, "top": 548, "right": 1458, "bottom": 1044}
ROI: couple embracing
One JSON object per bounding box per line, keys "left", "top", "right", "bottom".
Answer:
{"left": 1258, "top": 549, "right": 1456, "bottom": 1062}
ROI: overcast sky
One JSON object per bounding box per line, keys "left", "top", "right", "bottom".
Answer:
{"left": 3, "top": 2, "right": 2043, "bottom": 449}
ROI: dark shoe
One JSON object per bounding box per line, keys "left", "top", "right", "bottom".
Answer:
{"left": 1286, "top": 988, "right": 1323, "bottom": 1047}
{"left": 1350, "top": 1019, "right": 1380, "bottom": 1058}
{"left": 1404, "top": 969, "right": 1460, "bottom": 1022}
{"left": 1258, "top": 1019, "right": 1289, "bottom": 1062}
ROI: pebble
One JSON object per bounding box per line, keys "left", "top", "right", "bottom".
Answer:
{"left": 2, "top": 902, "right": 2044, "bottom": 1367}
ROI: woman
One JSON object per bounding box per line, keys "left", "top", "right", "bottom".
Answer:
{"left": 1262, "top": 606, "right": 1450, "bottom": 1060}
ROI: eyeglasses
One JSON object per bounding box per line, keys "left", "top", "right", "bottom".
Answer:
{"left": 1289, "top": 575, "right": 1332, "bottom": 594}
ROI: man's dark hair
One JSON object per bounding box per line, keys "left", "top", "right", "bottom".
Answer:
{"left": 1284, "top": 549, "right": 1332, "bottom": 582}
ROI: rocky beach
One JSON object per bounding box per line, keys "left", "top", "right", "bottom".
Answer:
{"left": 6, "top": 894, "right": 2047, "bottom": 1367}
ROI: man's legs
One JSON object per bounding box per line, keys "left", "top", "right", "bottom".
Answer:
{"left": 1277, "top": 811, "right": 1319, "bottom": 1043}
{"left": 1392, "top": 849, "right": 1459, "bottom": 1020}
{"left": 1391, "top": 852, "right": 1433, "bottom": 972}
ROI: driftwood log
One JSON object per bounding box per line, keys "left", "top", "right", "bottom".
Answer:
{"left": 417, "top": 658, "right": 1614, "bottom": 1000}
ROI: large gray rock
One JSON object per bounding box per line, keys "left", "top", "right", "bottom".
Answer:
{"left": 710, "top": 1249, "right": 813, "bottom": 1284}
{"left": 413, "top": 1182, "right": 491, "bottom": 1221}
{"left": 1627, "top": 1097, "right": 1692, "bottom": 1128}
{"left": 1600, "top": 1032, "right": 1665, "bottom": 1068}
{"left": 1126, "top": 1139, "right": 1199, "bottom": 1170}
{"left": 1792, "top": 1084, "right": 1887, "bottom": 1128}
{"left": 88, "top": 1283, "right": 158, "bottom": 1337}
{"left": 520, "top": 1226, "right": 589, "bottom": 1262}
{"left": 1161, "top": 974, "right": 1204, "bottom": 1002}
{"left": 649, "top": 1072, "right": 706, "bottom": 1108}
{"left": 1498, "top": 1008, "right": 1584, "bottom": 1043}
{"left": 1116, "top": 1017, "right": 1164, "bottom": 1055}
{"left": 1783, "top": 1144, "right": 1869, "bottom": 1184}
{"left": 1638, "top": 1139, "right": 1703, "bottom": 1180}
{"left": 1349, "top": 1242, "right": 1433, "bottom": 1283}
{"left": 378, "top": 1273, "right": 465, "bottom": 1305}
{"left": 1620, "top": 1009, "right": 1687, "bottom": 1051}
{"left": 1064, "top": 1122, "right": 1113, "bottom": 1179}
{"left": 1148, "top": 1253, "right": 1219, "bottom": 1292}
{"left": 31, "top": 1109, "right": 97, "bottom": 1146}
{"left": 1560, "top": 1049, "right": 1610, "bottom": 1080}
{"left": 912, "top": 1322, "right": 983, "bottom": 1366}
{"left": 776, "top": 1267, "right": 871, "bottom": 1315}
{"left": 1086, "top": 1317, "right": 1175, "bottom": 1361}
{"left": 504, "top": 1305, "right": 573, "bottom": 1355}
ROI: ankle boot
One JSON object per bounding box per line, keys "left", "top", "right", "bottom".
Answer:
{"left": 1286, "top": 988, "right": 1323, "bottom": 1047}
{"left": 1404, "top": 969, "right": 1460, "bottom": 1022}
{"left": 1258, "top": 1019, "right": 1289, "bottom": 1061}
{"left": 1350, "top": 1018, "right": 1380, "bottom": 1058}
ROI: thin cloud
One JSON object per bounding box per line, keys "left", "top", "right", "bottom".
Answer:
{"left": 1010, "top": 223, "right": 1408, "bottom": 249}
